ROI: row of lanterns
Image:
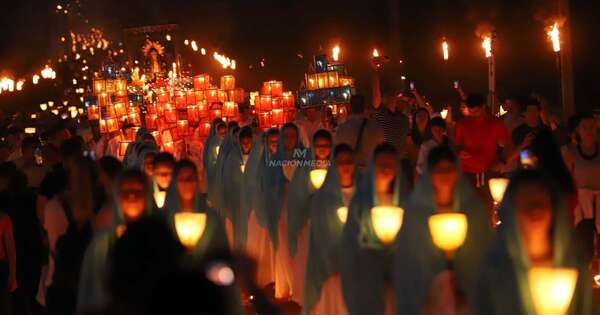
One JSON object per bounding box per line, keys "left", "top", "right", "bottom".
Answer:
{"left": 253, "top": 80, "right": 296, "bottom": 129}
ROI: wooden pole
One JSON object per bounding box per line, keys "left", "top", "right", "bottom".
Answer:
{"left": 558, "top": 0, "right": 575, "bottom": 117}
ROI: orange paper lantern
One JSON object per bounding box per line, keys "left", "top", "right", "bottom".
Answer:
{"left": 194, "top": 90, "right": 205, "bottom": 102}
{"left": 98, "top": 92, "right": 111, "bottom": 106}
{"left": 270, "top": 81, "right": 283, "bottom": 97}
{"left": 106, "top": 118, "right": 119, "bottom": 133}
{"left": 93, "top": 79, "right": 106, "bottom": 94}
{"left": 317, "top": 73, "right": 328, "bottom": 89}
{"left": 187, "top": 105, "right": 200, "bottom": 123}
{"left": 186, "top": 90, "right": 196, "bottom": 105}
{"left": 128, "top": 112, "right": 142, "bottom": 126}
{"left": 157, "top": 91, "right": 170, "bottom": 103}
{"left": 258, "top": 112, "right": 271, "bottom": 129}
{"left": 114, "top": 102, "right": 127, "bottom": 116}
{"left": 119, "top": 141, "right": 131, "bottom": 157}
{"left": 193, "top": 74, "right": 211, "bottom": 90}
{"left": 164, "top": 108, "right": 177, "bottom": 123}
{"left": 220, "top": 75, "right": 235, "bottom": 90}
{"left": 271, "top": 97, "right": 282, "bottom": 110}
{"left": 175, "top": 91, "right": 187, "bottom": 109}
{"left": 272, "top": 109, "right": 284, "bottom": 125}
{"left": 145, "top": 115, "right": 158, "bottom": 129}
{"left": 282, "top": 92, "right": 295, "bottom": 108}
{"left": 259, "top": 95, "right": 272, "bottom": 112}
{"left": 99, "top": 119, "right": 108, "bottom": 133}
{"left": 306, "top": 74, "right": 318, "bottom": 90}
{"left": 223, "top": 101, "right": 237, "bottom": 117}
{"left": 177, "top": 120, "right": 189, "bottom": 137}
{"left": 199, "top": 122, "right": 211, "bottom": 138}
{"left": 327, "top": 72, "right": 339, "bottom": 87}
{"left": 206, "top": 88, "right": 219, "bottom": 103}
{"left": 87, "top": 105, "right": 100, "bottom": 120}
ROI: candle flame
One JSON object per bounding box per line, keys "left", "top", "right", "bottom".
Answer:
{"left": 547, "top": 22, "right": 561, "bottom": 52}
{"left": 482, "top": 36, "right": 492, "bottom": 58}
{"left": 332, "top": 45, "right": 340, "bottom": 61}
{"left": 372, "top": 48, "right": 380, "bottom": 58}
{"left": 442, "top": 40, "right": 449, "bottom": 60}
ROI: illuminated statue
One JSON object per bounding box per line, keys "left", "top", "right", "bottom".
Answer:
{"left": 142, "top": 40, "right": 166, "bottom": 80}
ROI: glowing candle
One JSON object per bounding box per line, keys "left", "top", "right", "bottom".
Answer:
{"left": 309, "top": 169, "right": 328, "bottom": 189}
{"left": 371, "top": 206, "right": 404, "bottom": 245}
{"left": 428, "top": 213, "right": 468, "bottom": 258}
{"left": 175, "top": 212, "right": 207, "bottom": 250}
{"left": 528, "top": 267, "right": 577, "bottom": 315}
{"left": 337, "top": 206, "right": 348, "bottom": 224}
{"left": 440, "top": 109, "right": 448, "bottom": 120}
{"left": 488, "top": 178, "right": 509, "bottom": 205}
{"left": 40, "top": 103, "right": 48, "bottom": 111}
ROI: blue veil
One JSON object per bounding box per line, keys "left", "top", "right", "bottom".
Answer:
{"left": 470, "top": 171, "right": 595, "bottom": 315}
{"left": 77, "top": 171, "right": 155, "bottom": 313}
{"left": 212, "top": 126, "right": 237, "bottom": 214}
{"left": 203, "top": 119, "right": 224, "bottom": 206}
{"left": 339, "top": 157, "right": 410, "bottom": 315}
{"left": 260, "top": 123, "right": 305, "bottom": 249}
{"left": 393, "top": 167, "right": 492, "bottom": 315}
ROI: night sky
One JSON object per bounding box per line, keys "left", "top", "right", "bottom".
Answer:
{"left": 0, "top": 0, "right": 598, "bottom": 114}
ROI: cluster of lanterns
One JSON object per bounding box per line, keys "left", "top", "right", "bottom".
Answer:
{"left": 252, "top": 80, "right": 296, "bottom": 129}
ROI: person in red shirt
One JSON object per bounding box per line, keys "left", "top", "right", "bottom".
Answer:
{"left": 455, "top": 93, "right": 510, "bottom": 219}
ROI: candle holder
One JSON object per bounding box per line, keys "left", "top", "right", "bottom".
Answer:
{"left": 309, "top": 169, "right": 327, "bottom": 190}
{"left": 371, "top": 206, "right": 404, "bottom": 246}
{"left": 528, "top": 267, "right": 578, "bottom": 315}
{"left": 175, "top": 212, "right": 207, "bottom": 251}
{"left": 489, "top": 178, "right": 509, "bottom": 227}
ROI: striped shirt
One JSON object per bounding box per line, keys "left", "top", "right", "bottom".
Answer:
{"left": 373, "top": 107, "right": 410, "bottom": 158}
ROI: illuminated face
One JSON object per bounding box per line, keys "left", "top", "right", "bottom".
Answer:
{"left": 176, "top": 167, "right": 198, "bottom": 203}
{"left": 515, "top": 182, "right": 553, "bottom": 246}
{"left": 154, "top": 163, "right": 173, "bottom": 190}
{"left": 374, "top": 152, "right": 398, "bottom": 188}
{"left": 429, "top": 159, "right": 458, "bottom": 195}
{"left": 240, "top": 136, "right": 252, "bottom": 155}
{"left": 143, "top": 154, "right": 155, "bottom": 178}
{"left": 267, "top": 134, "right": 279, "bottom": 154}
{"left": 430, "top": 125, "right": 446, "bottom": 143}
{"left": 313, "top": 137, "right": 332, "bottom": 161}
{"left": 119, "top": 179, "right": 146, "bottom": 223}
{"left": 578, "top": 118, "right": 598, "bottom": 144}
{"left": 335, "top": 151, "right": 355, "bottom": 180}
{"left": 283, "top": 127, "right": 298, "bottom": 152}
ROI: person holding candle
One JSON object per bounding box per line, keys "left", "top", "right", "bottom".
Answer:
{"left": 151, "top": 152, "right": 175, "bottom": 210}
{"left": 303, "top": 143, "right": 357, "bottom": 315}
{"left": 241, "top": 128, "right": 279, "bottom": 289}
{"left": 262, "top": 122, "right": 305, "bottom": 299}
{"left": 203, "top": 119, "right": 226, "bottom": 208}
{"left": 471, "top": 169, "right": 595, "bottom": 315}
{"left": 287, "top": 129, "right": 333, "bottom": 305}
{"left": 77, "top": 169, "right": 155, "bottom": 313}
{"left": 163, "top": 159, "right": 227, "bottom": 252}
{"left": 221, "top": 126, "right": 253, "bottom": 249}
{"left": 340, "top": 143, "right": 410, "bottom": 315}
{"left": 394, "top": 145, "right": 492, "bottom": 315}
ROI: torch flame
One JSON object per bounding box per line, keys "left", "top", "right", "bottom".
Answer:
{"left": 548, "top": 22, "right": 561, "bottom": 53}
{"left": 482, "top": 36, "right": 492, "bottom": 58}
{"left": 332, "top": 45, "right": 340, "bottom": 61}
{"left": 372, "top": 48, "right": 380, "bottom": 58}
{"left": 442, "top": 40, "right": 449, "bottom": 60}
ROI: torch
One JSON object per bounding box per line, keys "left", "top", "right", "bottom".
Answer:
{"left": 547, "top": 22, "right": 562, "bottom": 109}
{"left": 481, "top": 33, "right": 497, "bottom": 115}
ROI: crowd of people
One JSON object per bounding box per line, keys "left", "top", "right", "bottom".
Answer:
{"left": 0, "top": 74, "right": 599, "bottom": 315}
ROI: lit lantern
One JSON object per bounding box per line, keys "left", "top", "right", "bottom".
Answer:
{"left": 261, "top": 81, "right": 273, "bottom": 95}
{"left": 271, "top": 97, "right": 282, "bottom": 110}
{"left": 87, "top": 105, "right": 99, "bottom": 120}
{"left": 317, "top": 73, "right": 329, "bottom": 89}
{"left": 272, "top": 109, "right": 285, "bottom": 125}
{"left": 164, "top": 108, "right": 177, "bottom": 123}
{"left": 339, "top": 76, "right": 354, "bottom": 87}
{"left": 154, "top": 191, "right": 166, "bottom": 208}
{"left": 270, "top": 81, "right": 283, "bottom": 97}
{"left": 198, "top": 101, "right": 208, "bottom": 118}
{"left": 119, "top": 141, "right": 131, "bottom": 157}
{"left": 97, "top": 93, "right": 111, "bottom": 106}
{"left": 187, "top": 105, "right": 200, "bottom": 123}
{"left": 259, "top": 95, "right": 272, "bottom": 112}
{"left": 309, "top": 169, "right": 328, "bottom": 189}
{"left": 40, "top": 103, "right": 48, "bottom": 111}
{"left": 106, "top": 118, "right": 119, "bottom": 133}
{"left": 285, "top": 108, "right": 297, "bottom": 123}
{"left": 489, "top": 178, "right": 509, "bottom": 206}
{"left": 150, "top": 131, "right": 161, "bottom": 145}
{"left": 240, "top": 163, "right": 246, "bottom": 174}
{"left": 306, "top": 74, "right": 318, "bottom": 90}
{"left": 145, "top": 115, "right": 158, "bottom": 130}
{"left": 115, "top": 79, "right": 127, "bottom": 96}
{"left": 249, "top": 91, "right": 259, "bottom": 106}
{"left": 440, "top": 109, "right": 449, "bottom": 120}
{"left": 177, "top": 120, "right": 189, "bottom": 136}
{"left": 428, "top": 213, "right": 468, "bottom": 258}
{"left": 528, "top": 267, "right": 578, "bottom": 315}
{"left": 258, "top": 112, "right": 271, "bottom": 129}
{"left": 193, "top": 74, "right": 211, "bottom": 90}
{"left": 218, "top": 90, "right": 228, "bottom": 102}
{"left": 371, "top": 206, "right": 404, "bottom": 245}
{"left": 223, "top": 101, "right": 237, "bottom": 117}
{"left": 162, "top": 141, "right": 175, "bottom": 154}
{"left": 282, "top": 92, "right": 294, "bottom": 108}
{"left": 161, "top": 129, "right": 173, "bottom": 144}
{"left": 78, "top": 108, "right": 84, "bottom": 115}
{"left": 232, "top": 88, "right": 244, "bottom": 103}
{"left": 51, "top": 109, "right": 59, "bottom": 116}
{"left": 194, "top": 90, "right": 205, "bottom": 102}
{"left": 209, "top": 103, "right": 223, "bottom": 121}
{"left": 128, "top": 112, "right": 142, "bottom": 126}
{"left": 146, "top": 103, "right": 157, "bottom": 115}
{"left": 199, "top": 122, "right": 211, "bottom": 137}
{"left": 337, "top": 207, "right": 348, "bottom": 224}
{"left": 328, "top": 72, "right": 339, "bottom": 87}
{"left": 25, "top": 127, "right": 36, "bottom": 134}
{"left": 114, "top": 102, "right": 127, "bottom": 116}
{"left": 93, "top": 79, "right": 106, "bottom": 94}
{"left": 221, "top": 75, "right": 235, "bottom": 90}
{"left": 175, "top": 91, "right": 187, "bottom": 109}
{"left": 99, "top": 119, "right": 107, "bottom": 133}
{"left": 158, "top": 91, "right": 170, "bottom": 103}
{"left": 186, "top": 90, "right": 196, "bottom": 105}
{"left": 206, "top": 88, "right": 219, "bottom": 103}
{"left": 174, "top": 212, "right": 207, "bottom": 250}
{"left": 105, "top": 80, "right": 115, "bottom": 93}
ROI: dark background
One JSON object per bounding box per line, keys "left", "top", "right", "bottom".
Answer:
{"left": 0, "top": 0, "right": 598, "bottom": 116}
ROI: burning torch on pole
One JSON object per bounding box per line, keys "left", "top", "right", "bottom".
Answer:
{"left": 547, "top": 22, "right": 562, "bottom": 108}
{"left": 481, "top": 32, "right": 497, "bottom": 115}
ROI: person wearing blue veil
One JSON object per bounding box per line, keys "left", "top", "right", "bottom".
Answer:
{"left": 261, "top": 122, "right": 305, "bottom": 299}
{"left": 203, "top": 118, "right": 226, "bottom": 208}
{"left": 123, "top": 128, "right": 157, "bottom": 169}
{"left": 241, "top": 128, "right": 279, "bottom": 288}
{"left": 77, "top": 169, "right": 155, "bottom": 313}
{"left": 340, "top": 143, "right": 410, "bottom": 315}
{"left": 394, "top": 145, "right": 492, "bottom": 315}
{"left": 287, "top": 129, "right": 333, "bottom": 305}
{"left": 163, "top": 159, "right": 229, "bottom": 258}
{"left": 470, "top": 169, "right": 595, "bottom": 315}
{"left": 214, "top": 121, "right": 240, "bottom": 246}
{"left": 221, "top": 126, "right": 253, "bottom": 249}
{"left": 303, "top": 143, "right": 358, "bottom": 315}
